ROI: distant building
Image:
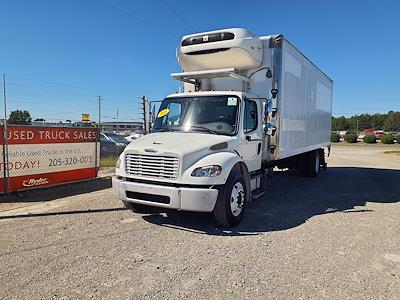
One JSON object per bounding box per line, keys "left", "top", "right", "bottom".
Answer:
{"left": 31, "top": 120, "right": 93, "bottom": 127}
{"left": 100, "top": 121, "right": 143, "bottom": 132}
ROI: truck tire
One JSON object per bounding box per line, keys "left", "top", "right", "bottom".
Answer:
{"left": 297, "top": 150, "right": 320, "bottom": 177}
{"left": 306, "top": 150, "right": 320, "bottom": 177}
{"left": 213, "top": 169, "right": 247, "bottom": 227}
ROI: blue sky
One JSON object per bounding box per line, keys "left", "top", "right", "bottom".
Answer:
{"left": 0, "top": 0, "right": 399, "bottom": 122}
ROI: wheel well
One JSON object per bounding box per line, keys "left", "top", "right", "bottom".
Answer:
{"left": 232, "top": 162, "right": 251, "bottom": 202}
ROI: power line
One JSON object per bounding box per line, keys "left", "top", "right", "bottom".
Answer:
{"left": 7, "top": 91, "right": 98, "bottom": 106}
{"left": 160, "top": 0, "right": 197, "bottom": 31}
{"left": 7, "top": 82, "right": 97, "bottom": 98}
{"left": 6, "top": 73, "right": 135, "bottom": 99}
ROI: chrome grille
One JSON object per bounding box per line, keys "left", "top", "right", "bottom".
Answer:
{"left": 125, "top": 153, "right": 179, "bottom": 179}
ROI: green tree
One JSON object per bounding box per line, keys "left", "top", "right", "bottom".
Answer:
{"left": 384, "top": 111, "right": 400, "bottom": 131}
{"left": 8, "top": 110, "right": 32, "bottom": 125}
{"left": 332, "top": 116, "right": 349, "bottom": 131}
{"left": 371, "top": 113, "right": 386, "bottom": 130}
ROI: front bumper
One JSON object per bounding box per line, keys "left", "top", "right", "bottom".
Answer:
{"left": 112, "top": 177, "right": 219, "bottom": 212}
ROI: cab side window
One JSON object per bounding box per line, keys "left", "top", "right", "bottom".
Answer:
{"left": 244, "top": 100, "right": 258, "bottom": 133}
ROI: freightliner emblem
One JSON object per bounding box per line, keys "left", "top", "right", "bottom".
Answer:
{"left": 144, "top": 148, "right": 157, "bottom": 153}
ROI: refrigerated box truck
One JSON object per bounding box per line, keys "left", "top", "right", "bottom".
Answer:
{"left": 113, "top": 28, "right": 333, "bottom": 227}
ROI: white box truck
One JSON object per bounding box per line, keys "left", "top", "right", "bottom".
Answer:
{"left": 113, "top": 28, "right": 333, "bottom": 227}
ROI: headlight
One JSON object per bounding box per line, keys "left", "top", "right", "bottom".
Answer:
{"left": 191, "top": 165, "right": 222, "bottom": 177}
{"left": 116, "top": 158, "right": 121, "bottom": 168}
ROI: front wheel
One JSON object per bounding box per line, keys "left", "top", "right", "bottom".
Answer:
{"left": 213, "top": 169, "right": 247, "bottom": 227}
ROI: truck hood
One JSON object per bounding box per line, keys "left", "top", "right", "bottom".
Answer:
{"left": 124, "top": 132, "right": 237, "bottom": 171}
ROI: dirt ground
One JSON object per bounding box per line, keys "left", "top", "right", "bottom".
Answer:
{"left": 0, "top": 145, "right": 399, "bottom": 299}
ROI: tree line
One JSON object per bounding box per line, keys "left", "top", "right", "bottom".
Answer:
{"left": 332, "top": 111, "right": 400, "bottom": 132}
{"left": 5, "top": 110, "right": 69, "bottom": 125}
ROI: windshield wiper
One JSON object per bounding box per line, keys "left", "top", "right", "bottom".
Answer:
{"left": 189, "top": 125, "right": 218, "bottom": 135}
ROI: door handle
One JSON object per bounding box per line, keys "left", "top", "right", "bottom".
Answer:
{"left": 246, "top": 136, "right": 262, "bottom": 142}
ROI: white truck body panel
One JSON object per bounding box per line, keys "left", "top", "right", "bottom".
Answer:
{"left": 276, "top": 39, "right": 333, "bottom": 159}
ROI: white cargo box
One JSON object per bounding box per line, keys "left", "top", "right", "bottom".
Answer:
{"left": 269, "top": 36, "right": 333, "bottom": 160}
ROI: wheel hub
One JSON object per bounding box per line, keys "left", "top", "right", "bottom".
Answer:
{"left": 230, "top": 182, "right": 244, "bottom": 217}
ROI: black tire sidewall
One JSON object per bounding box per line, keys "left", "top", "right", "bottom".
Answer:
{"left": 214, "top": 169, "right": 247, "bottom": 227}
{"left": 308, "top": 151, "right": 320, "bottom": 177}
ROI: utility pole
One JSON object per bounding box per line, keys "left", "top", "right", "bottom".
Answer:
{"left": 141, "top": 96, "right": 149, "bottom": 134}
{"left": 2, "top": 74, "right": 9, "bottom": 195}
{"left": 97, "top": 96, "right": 102, "bottom": 130}
{"left": 356, "top": 120, "right": 359, "bottom": 134}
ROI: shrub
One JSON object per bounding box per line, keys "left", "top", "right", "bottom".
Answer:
{"left": 344, "top": 134, "right": 358, "bottom": 143}
{"left": 380, "top": 134, "right": 394, "bottom": 144}
{"left": 346, "top": 130, "right": 357, "bottom": 135}
{"left": 363, "top": 134, "right": 376, "bottom": 144}
{"left": 331, "top": 133, "right": 340, "bottom": 143}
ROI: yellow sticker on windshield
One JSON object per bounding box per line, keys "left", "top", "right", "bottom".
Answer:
{"left": 157, "top": 108, "right": 170, "bottom": 118}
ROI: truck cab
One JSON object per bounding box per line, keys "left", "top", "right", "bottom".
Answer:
{"left": 113, "top": 90, "right": 267, "bottom": 226}
{"left": 113, "top": 28, "right": 333, "bottom": 227}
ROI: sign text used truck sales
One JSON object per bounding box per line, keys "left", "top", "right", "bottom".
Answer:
{"left": 0, "top": 126, "right": 99, "bottom": 192}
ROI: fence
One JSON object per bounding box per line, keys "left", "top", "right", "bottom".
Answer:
{"left": 0, "top": 125, "right": 99, "bottom": 194}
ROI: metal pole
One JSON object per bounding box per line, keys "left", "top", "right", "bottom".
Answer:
{"left": 98, "top": 95, "right": 102, "bottom": 129}
{"left": 356, "top": 120, "right": 359, "bottom": 134}
{"left": 2, "top": 74, "right": 9, "bottom": 195}
{"left": 95, "top": 96, "right": 102, "bottom": 177}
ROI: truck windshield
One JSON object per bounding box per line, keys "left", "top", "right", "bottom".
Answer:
{"left": 153, "top": 95, "right": 240, "bottom": 135}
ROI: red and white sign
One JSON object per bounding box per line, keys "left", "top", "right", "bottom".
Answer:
{"left": 0, "top": 126, "right": 99, "bottom": 193}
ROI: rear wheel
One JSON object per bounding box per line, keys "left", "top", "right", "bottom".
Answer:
{"left": 297, "top": 150, "right": 320, "bottom": 177}
{"left": 307, "top": 150, "right": 320, "bottom": 177}
{"left": 213, "top": 169, "right": 247, "bottom": 227}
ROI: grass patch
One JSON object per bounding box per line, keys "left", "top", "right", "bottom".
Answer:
{"left": 383, "top": 151, "right": 400, "bottom": 155}
{"left": 100, "top": 155, "right": 119, "bottom": 167}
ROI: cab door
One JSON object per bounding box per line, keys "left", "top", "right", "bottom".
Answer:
{"left": 238, "top": 99, "right": 263, "bottom": 172}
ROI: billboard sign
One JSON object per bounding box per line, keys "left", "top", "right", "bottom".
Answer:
{"left": 0, "top": 126, "right": 99, "bottom": 193}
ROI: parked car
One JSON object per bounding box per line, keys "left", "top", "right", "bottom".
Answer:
{"left": 100, "top": 132, "right": 129, "bottom": 156}
{"left": 100, "top": 135, "right": 120, "bottom": 157}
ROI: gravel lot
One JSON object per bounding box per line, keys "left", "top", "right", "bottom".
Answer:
{"left": 1, "top": 145, "right": 399, "bottom": 299}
